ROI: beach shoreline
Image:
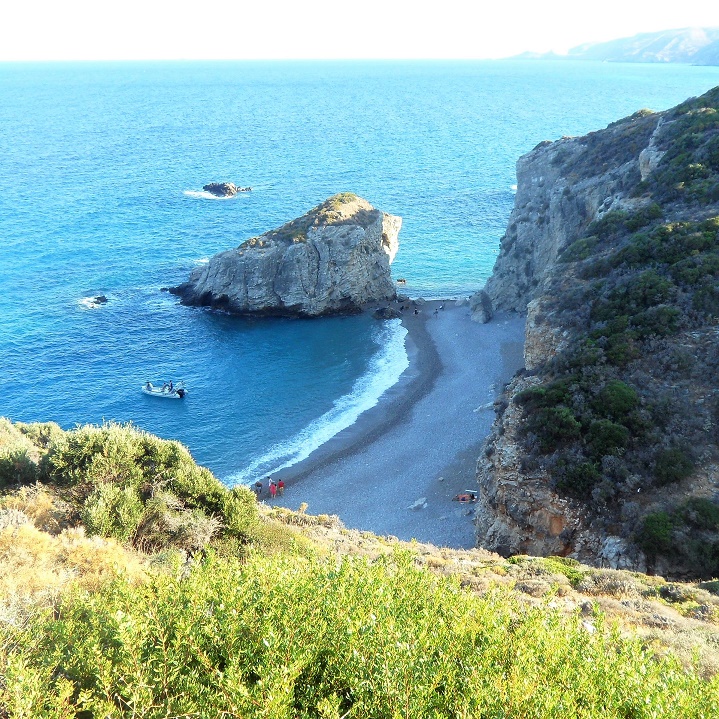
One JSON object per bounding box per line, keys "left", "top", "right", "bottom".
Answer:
{"left": 271, "top": 299, "right": 526, "bottom": 549}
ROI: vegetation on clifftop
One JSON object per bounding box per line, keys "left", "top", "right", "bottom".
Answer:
{"left": 2, "top": 419, "right": 719, "bottom": 716}
{"left": 511, "top": 85, "right": 719, "bottom": 579}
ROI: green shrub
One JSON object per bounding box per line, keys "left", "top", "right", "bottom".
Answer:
{"left": 560, "top": 236, "right": 599, "bottom": 263}
{"left": 654, "top": 448, "right": 694, "bottom": 486}
{"left": 586, "top": 420, "right": 629, "bottom": 458}
{"left": 681, "top": 498, "right": 719, "bottom": 531}
{"left": 220, "top": 486, "right": 260, "bottom": 540}
{"left": 555, "top": 461, "right": 601, "bottom": 499}
{"left": 624, "top": 202, "right": 662, "bottom": 232}
{"left": 0, "top": 419, "right": 41, "bottom": 487}
{"left": 2, "top": 552, "right": 716, "bottom": 717}
{"left": 81, "top": 483, "right": 144, "bottom": 543}
{"left": 595, "top": 380, "right": 638, "bottom": 420}
{"left": 534, "top": 406, "right": 581, "bottom": 452}
{"left": 637, "top": 512, "right": 675, "bottom": 558}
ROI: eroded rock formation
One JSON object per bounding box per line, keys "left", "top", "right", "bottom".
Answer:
{"left": 171, "top": 193, "right": 401, "bottom": 317}
{"left": 476, "top": 87, "right": 719, "bottom": 578}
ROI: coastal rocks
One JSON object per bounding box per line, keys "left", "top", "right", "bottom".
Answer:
{"left": 638, "top": 117, "right": 667, "bottom": 181}
{"left": 483, "top": 109, "right": 661, "bottom": 313}
{"left": 475, "top": 88, "right": 719, "bottom": 575}
{"left": 523, "top": 298, "right": 568, "bottom": 371}
{"left": 202, "top": 182, "right": 251, "bottom": 197}
{"left": 469, "top": 290, "right": 493, "bottom": 323}
{"left": 475, "top": 107, "right": 666, "bottom": 565}
{"left": 475, "top": 375, "right": 586, "bottom": 558}
{"left": 170, "top": 193, "right": 401, "bottom": 317}
{"left": 373, "top": 306, "right": 402, "bottom": 320}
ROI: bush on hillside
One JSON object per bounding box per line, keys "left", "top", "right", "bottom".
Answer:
{"left": 654, "top": 448, "right": 694, "bottom": 486}
{"left": 0, "top": 419, "right": 260, "bottom": 552}
{"left": 2, "top": 552, "right": 717, "bottom": 717}
{"left": 81, "top": 484, "right": 144, "bottom": 543}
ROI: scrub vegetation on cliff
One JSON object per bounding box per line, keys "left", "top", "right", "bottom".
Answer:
{"left": 490, "top": 85, "right": 719, "bottom": 579}
{"left": 2, "top": 419, "right": 719, "bottom": 716}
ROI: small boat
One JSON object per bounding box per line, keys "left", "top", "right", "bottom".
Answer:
{"left": 142, "top": 381, "right": 187, "bottom": 399}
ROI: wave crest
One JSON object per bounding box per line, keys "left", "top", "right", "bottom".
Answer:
{"left": 226, "top": 319, "right": 409, "bottom": 486}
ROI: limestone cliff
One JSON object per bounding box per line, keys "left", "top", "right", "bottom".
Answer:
{"left": 483, "top": 109, "right": 661, "bottom": 313}
{"left": 171, "top": 194, "right": 401, "bottom": 317}
{"left": 477, "top": 86, "right": 719, "bottom": 579}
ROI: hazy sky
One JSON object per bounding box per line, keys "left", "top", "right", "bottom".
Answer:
{"left": 1, "top": 0, "right": 718, "bottom": 62}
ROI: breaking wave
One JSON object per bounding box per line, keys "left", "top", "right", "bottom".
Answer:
{"left": 225, "top": 319, "right": 409, "bottom": 486}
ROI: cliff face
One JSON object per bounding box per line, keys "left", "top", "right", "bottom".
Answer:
{"left": 483, "top": 110, "right": 661, "bottom": 312}
{"left": 171, "top": 194, "right": 401, "bottom": 317}
{"left": 477, "top": 86, "right": 719, "bottom": 579}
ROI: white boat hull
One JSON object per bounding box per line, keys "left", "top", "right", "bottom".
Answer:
{"left": 142, "top": 384, "right": 186, "bottom": 399}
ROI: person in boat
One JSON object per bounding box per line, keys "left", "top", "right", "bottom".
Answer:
{"left": 168, "top": 380, "right": 174, "bottom": 391}
{"left": 145, "top": 382, "right": 153, "bottom": 391}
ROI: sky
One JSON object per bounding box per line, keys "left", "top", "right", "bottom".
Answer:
{"left": 1, "top": 0, "right": 718, "bottom": 62}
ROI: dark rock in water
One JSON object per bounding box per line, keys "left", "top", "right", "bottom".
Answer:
{"left": 469, "top": 290, "right": 493, "bottom": 323}
{"left": 170, "top": 193, "right": 401, "bottom": 318}
{"left": 94, "top": 295, "right": 108, "bottom": 305}
{"left": 202, "top": 182, "right": 248, "bottom": 197}
{"left": 373, "top": 306, "right": 402, "bottom": 320}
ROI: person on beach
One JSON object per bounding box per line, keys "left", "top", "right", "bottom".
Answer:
{"left": 269, "top": 481, "right": 277, "bottom": 499}
{"left": 277, "top": 479, "right": 285, "bottom": 496}
{"left": 254, "top": 480, "right": 262, "bottom": 498}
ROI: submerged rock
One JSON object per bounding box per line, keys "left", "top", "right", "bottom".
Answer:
{"left": 171, "top": 193, "right": 401, "bottom": 317}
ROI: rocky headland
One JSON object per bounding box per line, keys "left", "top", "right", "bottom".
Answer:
{"left": 170, "top": 193, "right": 401, "bottom": 317}
{"left": 520, "top": 27, "right": 719, "bottom": 65}
{"left": 477, "top": 85, "right": 719, "bottom": 579}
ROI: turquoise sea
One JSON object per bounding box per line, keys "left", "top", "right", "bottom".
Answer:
{"left": 2, "top": 59, "right": 719, "bottom": 483}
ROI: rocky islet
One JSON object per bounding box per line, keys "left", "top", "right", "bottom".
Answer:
{"left": 171, "top": 193, "right": 401, "bottom": 317}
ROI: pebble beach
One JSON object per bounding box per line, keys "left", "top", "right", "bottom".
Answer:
{"left": 272, "top": 300, "right": 526, "bottom": 548}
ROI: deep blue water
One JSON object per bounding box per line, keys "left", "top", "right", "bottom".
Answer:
{"left": 2, "top": 59, "right": 719, "bottom": 482}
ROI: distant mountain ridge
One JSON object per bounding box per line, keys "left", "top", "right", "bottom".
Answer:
{"left": 520, "top": 27, "right": 719, "bottom": 65}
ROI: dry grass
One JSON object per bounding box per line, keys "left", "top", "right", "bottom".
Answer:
{"left": 1, "top": 483, "right": 70, "bottom": 534}
{"left": 0, "top": 522, "right": 146, "bottom": 625}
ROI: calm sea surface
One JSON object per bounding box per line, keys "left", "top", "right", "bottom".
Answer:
{"left": 2, "top": 60, "right": 718, "bottom": 482}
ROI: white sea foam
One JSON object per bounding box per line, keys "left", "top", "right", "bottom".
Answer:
{"left": 78, "top": 295, "right": 107, "bottom": 309}
{"left": 195, "top": 257, "right": 210, "bottom": 265}
{"left": 511, "top": 184, "right": 517, "bottom": 192}
{"left": 226, "top": 319, "right": 409, "bottom": 486}
{"left": 183, "top": 190, "right": 235, "bottom": 200}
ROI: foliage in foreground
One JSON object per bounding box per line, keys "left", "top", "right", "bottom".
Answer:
{"left": 2, "top": 550, "right": 717, "bottom": 719}
{"left": 0, "top": 418, "right": 260, "bottom": 554}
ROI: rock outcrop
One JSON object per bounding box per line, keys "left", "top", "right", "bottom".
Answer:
{"left": 476, "top": 86, "right": 719, "bottom": 578}
{"left": 483, "top": 109, "right": 660, "bottom": 313}
{"left": 203, "top": 183, "right": 251, "bottom": 197}
{"left": 468, "top": 290, "right": 493, "bottom": 324}
{"left": 171, "top": 193, "right": 401, "bottom": 317}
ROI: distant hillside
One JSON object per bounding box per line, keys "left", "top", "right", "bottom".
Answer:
{"left": 521, "top": 27, "right": 719, "bottom": 65}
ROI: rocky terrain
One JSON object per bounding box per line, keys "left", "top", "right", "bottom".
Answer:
{"left": 478, "top": 86, "right": 719, "bottom": 579}
{"left": 171, "top": 193, "right": 401, "bottom": 317}
{"left": 202, "top": 182, "right": 251, "bottom": 196}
